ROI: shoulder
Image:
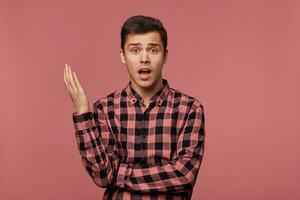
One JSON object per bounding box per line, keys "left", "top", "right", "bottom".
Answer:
{"left": 92, "top": 88, "right": 123, "bottom": 111}
{"left": 169, "top": 87, "right": 204, "bottom": 111}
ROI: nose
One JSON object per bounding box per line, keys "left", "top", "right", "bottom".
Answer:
{"left": 140, "top": 50, "right": 150, "bottom": 64}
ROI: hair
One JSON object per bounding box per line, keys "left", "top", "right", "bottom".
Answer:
{"left": 121, "top": 15, "right": 168, "bottom": 55}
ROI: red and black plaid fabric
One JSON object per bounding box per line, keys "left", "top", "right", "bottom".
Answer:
{"left": 72, "top": 78, "right": 206, "bottom": 200}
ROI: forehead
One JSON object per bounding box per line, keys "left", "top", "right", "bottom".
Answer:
{"left": 125, "top": 31, "right": 162, "bottom": 47}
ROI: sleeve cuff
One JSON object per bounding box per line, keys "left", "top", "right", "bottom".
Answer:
{"left": 116, "top": 163, "right": 132, "bottom": 188}
{"left": 72, "top": 111, "right": 96, "bottom": 131}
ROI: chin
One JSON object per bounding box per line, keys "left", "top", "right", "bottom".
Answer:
{"left": 137, "top": 80, "right": 153, "bottom": 87}
{"left": 135, "top": 79, "right": 154, "bottom": 88}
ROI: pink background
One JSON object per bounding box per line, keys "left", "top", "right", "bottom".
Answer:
{"left": 1, "top": 0, "right": 299, "bottom": 199}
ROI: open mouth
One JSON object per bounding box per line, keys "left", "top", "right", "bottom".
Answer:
{"left": 138, "top": 68, "right": 152, "bottom": 74}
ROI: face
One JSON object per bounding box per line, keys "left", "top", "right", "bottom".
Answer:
{"left": 120, "top": 31, "right": 168, "bottom": 92}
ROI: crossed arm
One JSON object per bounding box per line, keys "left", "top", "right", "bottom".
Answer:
{"left": 72, "top": 100, "right": 205, "bottom": 193}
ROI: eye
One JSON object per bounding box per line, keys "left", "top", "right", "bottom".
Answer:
{"left": 150, "top": 48, "right": 158, "bottom": 53}
{"left": 130, "top": 48, "right": 139, "bottom": 54}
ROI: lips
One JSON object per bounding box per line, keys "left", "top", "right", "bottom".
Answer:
{"left": 138, "top": 68, "right": 152, "bottom": 74}
{"left": 138, "top": 67, "right": 152, "bottom": 80}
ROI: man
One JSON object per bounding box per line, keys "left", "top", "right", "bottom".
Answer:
{"left": 63, "top": 15, "right": 206, "bottom": 200}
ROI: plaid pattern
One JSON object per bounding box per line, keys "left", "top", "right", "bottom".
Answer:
{"left": 72, "top": 79, "right": 206, "bottom": 200}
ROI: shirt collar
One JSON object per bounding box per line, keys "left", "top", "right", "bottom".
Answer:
{"left": 124, "top": 78, "right": 170, "bottom": 106}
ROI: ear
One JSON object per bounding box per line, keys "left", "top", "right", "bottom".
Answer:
{"left": 163, "top": 48, "right": 168, "bottom": 64}
{"left": 120, "top": 49, "right": 126, "bottom": 64}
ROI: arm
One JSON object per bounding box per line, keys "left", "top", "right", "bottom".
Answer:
{"left": 72, "top": 100, "right": 120, "bottom": 188}
{"left": 116, "top": 101, "right": 206, "bottom": 193}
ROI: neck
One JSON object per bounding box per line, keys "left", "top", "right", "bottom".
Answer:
{"left": 131, "top": 78, "right": 164, "bottom": 103}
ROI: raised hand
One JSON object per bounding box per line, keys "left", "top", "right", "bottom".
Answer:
{"left": 63, "top": 64, "right": 90, "bottom": 114}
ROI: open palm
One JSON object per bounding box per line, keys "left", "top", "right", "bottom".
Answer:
{"left": 63, "top": 64, "right": 90, "bottom": 114}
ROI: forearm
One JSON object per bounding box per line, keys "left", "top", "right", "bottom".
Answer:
{"left": 117, "top": 144, "right": 204, "bottom": 193}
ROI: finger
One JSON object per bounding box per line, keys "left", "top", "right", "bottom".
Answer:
{"left": 68, "top": 65, "right": 78, "bottom": 92}
{"left": 72, "top": 71, "right": 83, "bottom": 90}
{"left": 64, "top": 66, "right": 76, "bottom": 102}
{"left": 67, "top": 65, "right": 77, "bottom": 93}
{"left": 64, "top": 64, "right": 71, "bottom": 91}
{"left": 65, "top": 64, "right": 75, "bottom": 94}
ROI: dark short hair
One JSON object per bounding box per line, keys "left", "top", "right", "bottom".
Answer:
{"left": 121, "top": 15, "right": 168, "bottom": 55}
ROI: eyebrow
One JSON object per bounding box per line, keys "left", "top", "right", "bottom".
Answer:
{"left": 127, "top": 43, "right": 161, "bottom": 48}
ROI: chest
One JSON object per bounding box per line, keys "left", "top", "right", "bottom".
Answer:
{"left": 109, "top": 103, "right": 188, "bottom": 164}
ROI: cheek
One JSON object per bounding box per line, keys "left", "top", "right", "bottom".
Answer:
{"left": 126, "top": 62, "right": 137, "bottom": 75}
{"left": 126, "top": 56, "right": 139, "bottom": 65}
{"left": 152, "top": 56, "right": 165, "bottom": 66}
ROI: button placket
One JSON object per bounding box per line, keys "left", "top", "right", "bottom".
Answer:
{"left": 140, "top": 112, "right": 149, "bottom": 163}
{"left": 141, "top": 114, "right": 147, "bottom": 138}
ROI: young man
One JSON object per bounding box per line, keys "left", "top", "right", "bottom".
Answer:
{"left": 63, "top": 15, "right": 206, "bottom": 200}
